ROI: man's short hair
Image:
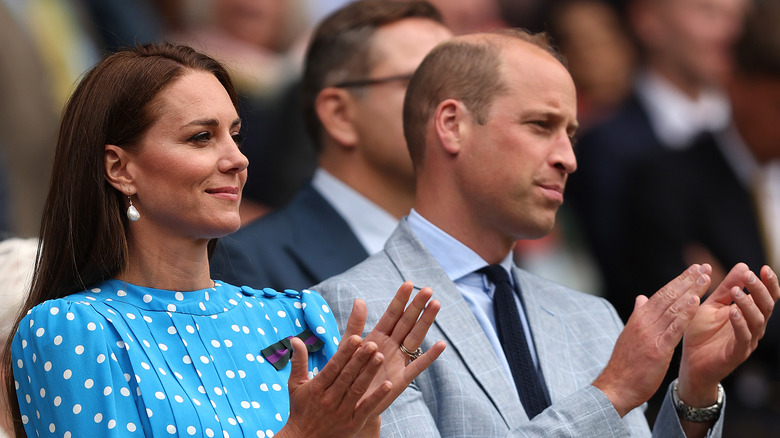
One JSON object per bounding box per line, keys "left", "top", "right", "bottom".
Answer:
{"left": 403, "top": 29, "right": 564, "bottom": 167}
{"left": 302, "top": 0, "right": 443, "bottom": 151}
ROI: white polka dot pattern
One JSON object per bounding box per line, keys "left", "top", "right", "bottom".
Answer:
{"left": 11, "top": 281, "right": 339, "bottom": 436}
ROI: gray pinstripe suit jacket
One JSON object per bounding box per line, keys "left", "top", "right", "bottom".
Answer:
{"left": 314, "top": 221, "right": 725, "bottom": 437}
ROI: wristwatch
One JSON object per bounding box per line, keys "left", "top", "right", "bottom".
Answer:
{"left": 671, "top": 378, "right": 724, "bottom": 422}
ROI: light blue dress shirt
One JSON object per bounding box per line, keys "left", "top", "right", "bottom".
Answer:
{"left": 406, "top": 209, "right": 541, "bottom": 391}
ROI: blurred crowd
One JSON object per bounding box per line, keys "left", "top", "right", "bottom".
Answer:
{"left": 0, "top": 0, "right": 778, "bottom": 436}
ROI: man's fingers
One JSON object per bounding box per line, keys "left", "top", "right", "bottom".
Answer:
{"left": 633, "top": 295, "right": 649, "bottom": 311}
{"left": 658, "top": 292, "right": 700, "bottom": 349}
{"left": 745, "top": 270, "right": 775, "bottom": 319}
{"left": 630, "top": 264, "right": 708, "bottom": 328}
{"left": 728, "top": 304, "right": 753, "bottom": 353}
{"left": 647, "top": 264, "right": 710, "bottom": 313}
{"left": 707, "top": 263, "right": 752, "bottom": 304}
{"left": 732, "top": 287, "right": 766, "bottom": 341}
{"left": 761, "top": 265, "right": 780, "bottom": 302}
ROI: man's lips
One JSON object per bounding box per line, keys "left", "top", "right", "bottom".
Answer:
{"left": 538, "top": 182, "right": 564, "bottom": 203}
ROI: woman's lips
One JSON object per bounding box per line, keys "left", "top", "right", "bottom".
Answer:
{"left": 206, "top": 187, "right": 240, "bottom": 201}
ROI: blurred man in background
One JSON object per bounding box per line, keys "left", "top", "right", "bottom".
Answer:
{"left": 210, "top": 1, "right": 452, "bottom": 291}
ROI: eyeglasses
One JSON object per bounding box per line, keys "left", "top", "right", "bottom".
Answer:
{"left": 332, "top": 73, "right": 414, "bottom": 89}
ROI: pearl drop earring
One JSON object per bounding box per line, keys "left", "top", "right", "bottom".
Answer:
{"left": 127, "top": 196, "right": 140, "bottom": 221}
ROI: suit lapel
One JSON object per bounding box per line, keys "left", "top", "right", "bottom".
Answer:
{"left": 384, "top": 223, "right": 527, "bottom": 426}
{"left": 285, "top": 185, "right": 369, "bottom": 282}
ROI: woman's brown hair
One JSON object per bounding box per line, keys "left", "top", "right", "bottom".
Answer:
{"left": 1, "top": 43, "right": 238, "bottom": 436}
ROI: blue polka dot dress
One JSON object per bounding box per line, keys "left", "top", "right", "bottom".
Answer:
{"left": 11, "top": 280, "right": 341, "bottom": 437}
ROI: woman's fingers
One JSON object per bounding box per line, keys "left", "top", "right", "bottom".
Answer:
{"left": 399, "top": 297, "right": 440, "bottom": 352}
{"left": 371, "top": 282, "right": 415, "bottom": 336}
{"left": 403, "top": 340, "right": 446, "bottom": 378}
{"left": 343, "top": 299, "right": 368, "bottom": 339}
{"left": 322, "top": 342, "right": 381, "bottom": 409}
{"left": 390, "top": 287, "right": 434, "bottom": 345}
{"left": 314, "top": 335, "right": 362, "bottom": 391}
{"left": 288, "top": 337, "right": 310, "bottom": 389}
{"left": 285, "top": 339, "right": 386, "bottom": 436}
{"left": 355, "top": 379, "right": 393, "bottom": 421}
{"left": 339, "top": 349, "right": 386, "bottom": 413}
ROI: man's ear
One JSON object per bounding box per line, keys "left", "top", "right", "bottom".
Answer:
{"left": 434, "top": 99, "right": 470, "bottom": 156}
{"left": 104, "top": 144, "right": 135, "bottom": 194}
{"left": 315, "top": 87, "right": 359, "bottom": 149}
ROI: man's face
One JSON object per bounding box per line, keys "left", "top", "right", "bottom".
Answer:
{"left": 349, "top": 18, "right": 452, "bottom": 189}
{"left": 648, "top": 0, "right": 748, "bottom": 86}
{"left": 731, "top": 75, "right": 780, "bottom": 163}
{"left": 461, "top": 43, "right": 578, "bottom": 242}
{"left": 215, "top": 0, "right": 290, "bottom": 50}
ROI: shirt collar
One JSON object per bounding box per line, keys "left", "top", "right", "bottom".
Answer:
{"left": 312, "top": 168, "right": 399, "bottom": 255}
{"left": 406, "top": 209, "right": 514, "bottom": 284}
{"left": 635, "top": 69, "right": 731, "bottom": 149}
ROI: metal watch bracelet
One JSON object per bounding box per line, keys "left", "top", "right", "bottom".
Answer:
{"left": 671, "top": 378, "right": 724, "bottom": 422}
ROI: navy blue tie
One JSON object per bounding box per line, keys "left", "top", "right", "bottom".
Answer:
{"left": 480, "top": 264, "right": 550, "bottom": 418}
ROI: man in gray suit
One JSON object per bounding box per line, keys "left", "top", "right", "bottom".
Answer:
{"left": 314, "top": 29, "right": 779, "bottom": 437}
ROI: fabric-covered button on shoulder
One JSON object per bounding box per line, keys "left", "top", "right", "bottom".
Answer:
{"left": 240, "top": 286, "right": 257, "bottom": 297}
{"left": 262, "top": 288, "right": 279, "bottom": 297}
{"left": 282, "top": 289, "right": 300, "bottom": 297}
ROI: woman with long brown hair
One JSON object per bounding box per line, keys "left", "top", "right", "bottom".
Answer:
{"left": 2, "top": 43, "right": 444, "bottom": 437}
